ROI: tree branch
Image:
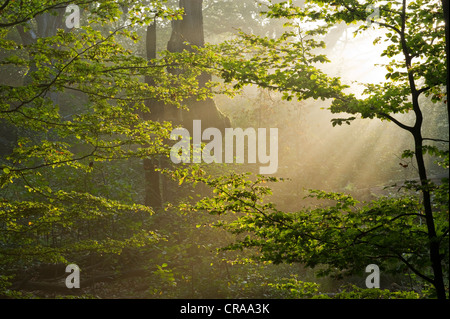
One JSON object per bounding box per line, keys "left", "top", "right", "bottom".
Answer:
{"left": 0, "top": 0, "right": 10, "bottom": 12}
{"left": 7, "top": 146, "right": 98, "bottom": 173}
{"left": 379, "top": 112, "right": 414, "bottom": 132}
{"left": 1, "top": 26, "right": 127, "bottom": 115}
{"left": 423, "top": 138, "right": 450, "bottom": 143}
{"left": 396, "top": 253, "right": 435, "bottom": 285}
{"left": 354, "top": 213, "right": 425, "bottom": 242}
{"left": 417, "top": 86, "right": 431, "bottom": 95}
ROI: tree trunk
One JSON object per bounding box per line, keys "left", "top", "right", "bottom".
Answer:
{"left": 143, "top": 21, "right": 163, "bottom": 209}
{"left": 442, "top": 0, "right": 449, "bottom": 124}
{"left": 410, "top": 89, "right": 446, "bottom": 299}
{"left": 168, "top": 0, "right": 205, "bottom": 52}
{"left": 413, "top": 136, "right": 446, "bottom": 299}
{"left": 167, "top": 0, "right": 230, "bottom": 133}
{"left": 143, "top": 0, "right": 230, "bottom": 208}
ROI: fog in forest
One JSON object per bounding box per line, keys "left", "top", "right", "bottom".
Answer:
{"left": 203, "top": 3, "right": 448, "bottom": 210}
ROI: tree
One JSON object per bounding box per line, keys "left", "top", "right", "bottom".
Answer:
{"left": 0, "top": 0, "right": 220, "bottom": 295}
{"left": 191, "top": 0, "right": 448, "bottom": 298}
{"left": 142, "top": 0, "right": 230, "bottom": 209}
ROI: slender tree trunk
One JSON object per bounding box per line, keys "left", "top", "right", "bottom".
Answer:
{"left": 400, "top": 0, "right": 447, "bottom": 297}
{"left": 442, "top": 0, "right": 449, "bottom": 125}
{"left": 411, "top": 91, "right": 446, "bottom": 299}
{"left": 414, "top": 141, "right": 446, "bottom": 299}
{"left": 143, "top": 21, "right": 163, "bottom": 209}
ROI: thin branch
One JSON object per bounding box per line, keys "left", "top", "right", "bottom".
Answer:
{"left": 379, "top": 112, "right": 414, "bottom": 132}
{"left": 61, "top": 85, "right": 153, "bottom": 101}
{"left": 417, "top": 86, "right": 431, "bottom": 95}
{"left": 0, "top": 0, "right": 11, "bottom": 11}
{"left": 438, "top": 228, "right": 449, "bottom": 245}
{"left": 341, "top": 1, "right": 402, "bottom": 36}
{"left": 211, "top": 181, "right": 322, "bottom": 242}
{"left": 354, "top": 213, "right": 425, "bottom": 242}
{"left": 396, "top": 253, "right": 435, "bottom": 284}
{"left": 8, "top": 146, "right": 98, "bottom": 173}
{"left": 370, "top": 20, "right": 402, "bottom": 36}
{"left": 423, "top": 138, "right": 450, "bottom": 143}
{"left": 19, "top": 172, "right": 54, "bottom": 200}
{"left": 356, "top": 240, "right": 435, "bottom": 285}
{"left": 1, "top": 26, "right": 128, "bottom": 115}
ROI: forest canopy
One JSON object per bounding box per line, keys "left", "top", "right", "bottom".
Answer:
{"left": 0, "top": 0, "right": 448, "bottom": 301}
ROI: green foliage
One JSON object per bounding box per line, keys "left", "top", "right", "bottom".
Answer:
{"left": 0, "top": 275, "right": 28, "bottom": 298}
{"left": 324, "top": 285, "right": 421, "bottom": 299}
{"left": 267, "top": 275, "right": 319, "bottom": 299}
{"left": 210, "top": 29, "right": 345, "bottom": 102}
{"left": 212, "top": 0, "right": 446, "bottom": 122}
{"left": 0, "top": 0, "right": 448, "bottom": 300}
{"left": 0, "top": 0, "right": 224, "bottom": 296}
{"left": 180, "top": 170, "right": 448, "bottom": 296}
{"left": 197, "top": 0, "right": 449, "bottom": 299}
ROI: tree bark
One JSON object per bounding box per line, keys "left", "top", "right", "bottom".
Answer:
{"left": 413, "top": 135, "right": 446, "bottom": 299}
{"left": 442, "top": 0, "right": 449, "bottom": 124}
{"left": 167, "top": 0, "right": 230, "bottom": 133}
{"left": 143, "top": 21, "right": 163, "bottom": 209}
{"left": 168, "top": 0, "right": 205, "bottom": 52}
{"left": 410, "top": 89, "right": 446, "bottom": 299}
{"left": 143, "top": 0, "right": 230, "bottom": 208}
{"left": 399, "top": 0, "right": 447, "bottom": 297}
